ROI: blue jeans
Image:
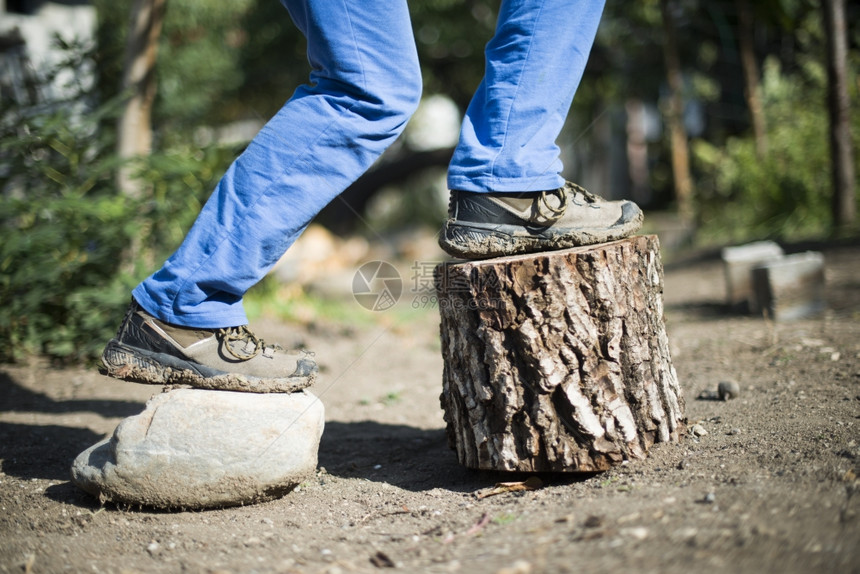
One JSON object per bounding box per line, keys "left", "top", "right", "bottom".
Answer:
{"left": 133, "top": 0, "right": 605, "bottom": 327}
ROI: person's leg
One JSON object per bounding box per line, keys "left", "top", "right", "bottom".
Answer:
{"left": 448, "top": 0, "right": 605, "bottom": 193}
{"left": 102, "top": 0, "right": 421, "bottom": 388}
{"left": 133, "top": 0, "right": 422, "bottom": 328}
{"left": 441, "top": 0, "right": 642, "bottom": 259}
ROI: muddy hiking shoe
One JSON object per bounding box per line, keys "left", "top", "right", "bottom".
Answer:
{"left": 438, "top": 181, "right": 644, "bottom": 259}
{"left": 100, "top": 300, "right": 317, "bottom": 393}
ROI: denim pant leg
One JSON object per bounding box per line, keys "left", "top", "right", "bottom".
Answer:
{"left": 133, "top": 0, "right": 421, "bottom": 328}
{"left": 447, "top": 0, "right": 605, "bottom": 193}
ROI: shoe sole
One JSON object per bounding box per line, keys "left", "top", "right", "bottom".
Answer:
{"left": 100, "top": 339, "right": 317, "bottom": 393}
{"left": 438, "top": 213, "right": 644, "bottom": 259}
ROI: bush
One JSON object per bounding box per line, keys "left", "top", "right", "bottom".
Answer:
{"left": 0, "top": 43, "right": 232, "bottom": 364}
{"left": 1, "top": 99, "right": 127, "bottom": 361}
{"left": 694, "top": 54, "right": 859, "bottom": 244}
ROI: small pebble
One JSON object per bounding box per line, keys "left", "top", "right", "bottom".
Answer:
{"left": 690, "top": 424, "right": 708, "bottom": 437}
{"left": 718, "top": 380, "right": 741, "bottom": 401}
{"left": 584, "top": 515, "right": 603, "bottom": 528}
{"left": 703, "top": 492, "right": 716, "bottom": 504}
{"left": 623, "top": 526, "right": 650, "bottom": 540}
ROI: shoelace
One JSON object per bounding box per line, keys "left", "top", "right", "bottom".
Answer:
{"left": 534, "top": 182, "right": 600, "bottom": 224}
{"left": 218, "top": 325, "right": 278, "bottom": 360}
{"left": 566, "top": 181, "right": 599, "bottom": 203}
{"left": 534, "top": 186, "right": 569, "bottom": 223}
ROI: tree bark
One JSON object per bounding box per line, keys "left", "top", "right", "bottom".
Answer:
{"left": 435, "top": 236, "right": 686, "bottom": 472}
{"left": 822, "top": 0, "right": 856, "bottom": 229}
{"left": 659, "top": 0, "right": 694, "bottom": 225}
{"left": 117, "top": 0, "right": 167, "bottom": 198}
{"left": 736, "top": 0, "right": 768, "bottom": 158}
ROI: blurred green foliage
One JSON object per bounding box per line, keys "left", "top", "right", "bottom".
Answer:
{"left": 693, "top": 12, "right": 860, "bottom": 243}
{"left": 1, "top": 94, "right": 132, "bottom": 362}
{"left": 94, "top": 0, "right": 257, "bottom": 130}
{"left": 0, "top": 41, "right": 234, "bottom": 364}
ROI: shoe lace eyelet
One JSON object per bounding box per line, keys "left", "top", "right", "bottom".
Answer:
{"left": 219, "top": 326, "right": 268, "bottom": 361}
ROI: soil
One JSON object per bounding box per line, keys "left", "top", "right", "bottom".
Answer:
{"left": 1, "top": 239, "right": 859, "bottom": 574}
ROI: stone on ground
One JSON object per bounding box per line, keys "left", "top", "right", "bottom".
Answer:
{"left": 721, "top": 240, "right": 784, "bottom": 311}
{"left": 71, "top": 388, "right": 324, "bottom": 509}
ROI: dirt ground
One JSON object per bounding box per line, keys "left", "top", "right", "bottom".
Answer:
{"left": 1, "top": 237, "right": 859, "bottom": 574}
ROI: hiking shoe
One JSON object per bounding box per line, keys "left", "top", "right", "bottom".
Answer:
{"left": 438, "top": 181, "right": 644, "bottom": 259}
{"left": 100, "top": 300, "right": 317, "bottom": 393}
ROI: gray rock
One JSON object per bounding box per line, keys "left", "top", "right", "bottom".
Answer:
{"left": 718, "top": 380, "right": 741, "bottom": 401}
{"left": 71, "top": 388, "right": 324, "bottom": 509}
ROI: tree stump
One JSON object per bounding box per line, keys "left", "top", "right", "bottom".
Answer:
{"left": 435, "top": 235, "right": 685, "bottom": 472}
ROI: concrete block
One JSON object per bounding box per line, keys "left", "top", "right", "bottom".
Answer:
{"left": 721, "top": 241, "right": 784, "bottom": 311}
{"left": 751, "top": 251, "right": 826, "bottom": 321}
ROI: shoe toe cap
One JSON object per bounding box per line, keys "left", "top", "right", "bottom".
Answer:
{"left": 621, "top": 200, "right": 643, "bottom": 224}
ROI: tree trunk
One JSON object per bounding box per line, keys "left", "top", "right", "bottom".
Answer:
{"left": 435, "top": 236, "right": 686, "bottom": 472}
{"left": 822, "top": 0, "right": 856, "bottom": 229}
{"left": 659, "top": 0, "right": 694, "bottom": 225}
{"left": 736, "top": 0, "right": 768, "bottom": 158}
{"left": 625, "top": 98, "right": 651, "bottom": 206}
{"left": 117, "top": 0, "right": 167, "bottom": 198}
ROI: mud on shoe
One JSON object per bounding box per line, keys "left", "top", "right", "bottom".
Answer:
{"left": 439, "top": 181, "right": 644, "bottom": 259}
{"left": 100, "top": 301, "right": 317, "bottom": 393}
